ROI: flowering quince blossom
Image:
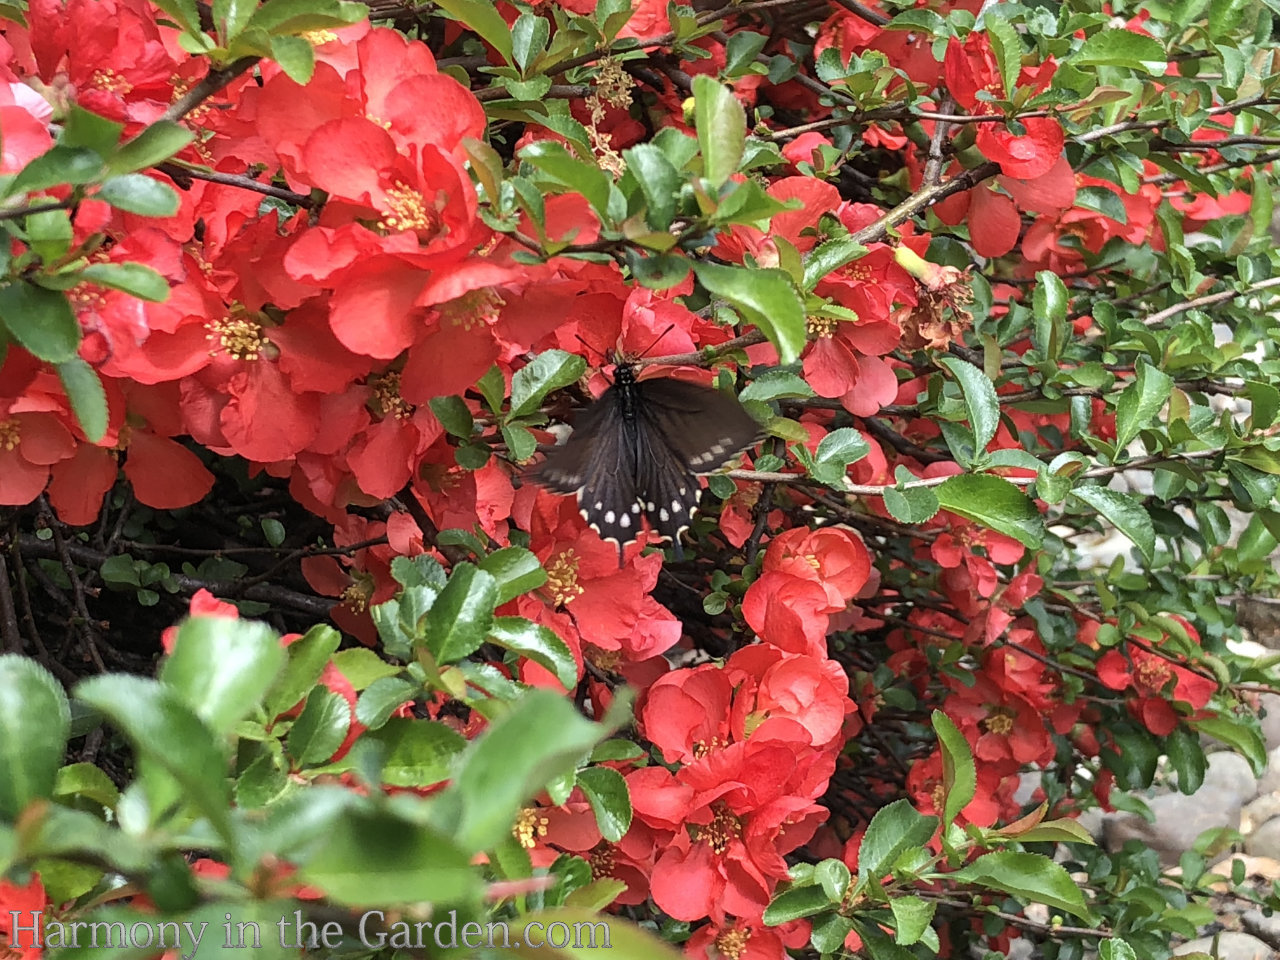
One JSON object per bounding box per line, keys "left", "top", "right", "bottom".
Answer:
{"left": 1095, "top": 624, "right": 1217, "bottom": 736}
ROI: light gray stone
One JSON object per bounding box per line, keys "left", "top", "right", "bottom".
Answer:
{"left": 1245, "top": 816, "right": 1280, "bottom": 859}
{"left": 1260, "top": 694, "right": 1280, "bottom": 753}
{"left": 1260, "top": 745, "right": 1280, "bottom": 797}
{"left": 1205, "top": 751, "right": 1261, "bottom": 804}
{"left": 1173, "top": 932, "right": 1272, "bottom": 959}
{"left": 1242, "top": 910, "right": 1280, "bottom": 950}
{"left": 1243, "top": 792, "right": 1280, "bottom": 829}
{"left": 1104, "top": 787, "right": 1242, "bottom": 865}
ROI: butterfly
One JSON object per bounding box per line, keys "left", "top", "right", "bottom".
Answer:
{"left": 528, "top": 359, "right": 760, "bottom": 560}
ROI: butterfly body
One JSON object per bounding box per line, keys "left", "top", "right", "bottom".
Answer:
{"left": 530, "top": 361, "right": 760, "bottom": 559}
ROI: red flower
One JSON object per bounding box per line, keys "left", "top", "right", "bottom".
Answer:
{"left": 975, "top": 117, "right": 1065, "bottom": 180}
{"left": 1096, "top": 644, "right": 1217, "bottom": 736}
{"left": 0, "top": 872, "right": 45, "bottom": 959}
{"left": 741, "top": 572, "right": 834, "bottom": 657}
{"left": 761, "top": 526, "right": 871, "bottom": 610}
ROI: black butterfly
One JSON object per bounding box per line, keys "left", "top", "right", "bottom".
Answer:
{"left": 529, "top": 360, "right": 760, "bottom": 560}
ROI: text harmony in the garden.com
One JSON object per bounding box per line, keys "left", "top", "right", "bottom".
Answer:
{"left": 7, "top": 910, "right": 614, "bottom": 955}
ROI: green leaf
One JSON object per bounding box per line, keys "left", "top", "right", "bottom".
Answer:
{"left": 693, "top": 262, "right": 805, "bottom": 365}
{"left": 1099, "top": 939, "right": 1139, "bottom": 960}
{"left": 428, "top": 395, "right": 474, "bottom": 438}
{"left": 0, "top": 281, "right": 79, "bottom": 362}
{"left": 332, "top": 648, "right": 403, "bottom": 690}
{"left": 1245, "top": 380, "right": 1280, "bottom": 430}
{"left": 502, "top": 422, "right": 537, "bottom": 462}
{"left": 762, "top": 885, "right": 834, "bottom": 924}
{"left": 296, "top": 804, "right": 476, "bottom": 906}
{"left": 1031, "top": 270, "right": 1068, "bottom": 361}
{"left": 478, "top": 546, "right": 547, "bottom": 605}
{"left": 74, "top": 675, "right": 232, "bottom": 839}
{"left": 934, "top": 474, "right": 1043, "bottom": 549}
{"left": 0, "top": 656, "right": 71, "bottom": 819}
{"left": 938, "top": 357, "right": 999, "bottom": 456}
{"left": 160, "top": 616, "right": 285, "bottom": 735}
{"left": 520, "top": 140, "right": 613, "bottom": 220}
{"left": 79, "top": 261, "right": 170, "bottom": 301}
{"left": 510, "top": 349, "right": 588, "bottom": 419}
{"left": 505, "top": 909, "right": 683, "bottom": 958}
{"left": 622, "top": 143, "right": 681, "bottom": 230}
{"left": 288, "top": 687, "right": 351, "bottom": 767}
{"left": 488, "top": 617, "right": 578, "bottom": 691}
{"left": 802, "top": 238, "right": 869, "bottom": 292}
{"left": 884, "top": 483, "right": 941, "bottom": 523}
{"left": 950, "top": 851, "right": 1095, "bottom": 922}
{"left": 890, "top": 895, "right": 936, "bottom": 946}
{"left": 106, "top": 121, "right": 196, "bottom": 175}
{"left": 1190, "top": 715, "right": 1266, "bottom": 774}
{"left": 1069, "top": 485, "right": 1155, "bottom": 565}
{"left": 54, "top": 762, "right": 120, "bottom": 808}
{"left": 576, "top": 766, "right": 631, "bottom": 842}
{"left": 858, "top": 798, "right": 938, "bottom": 882}
{"left": 268, "top": 33, "right": 315, "bottom": 83}
{"left": 360, "top": 717, "right": 466, "bottom": 788}
{"left": 739, "top": 372, "right": 814, "bottom": 402}
{"left": 511, "top": 12, "right": 550, "bottom": 72}
{"left": 62, "top": 107, "right": 124, "bottom": 156}
{"left": 692, "top": 74, "right": 745, "bottom": 188}
{"left": 56, "top": 358, "right": 108, "bottom": 443}
{"left": 433, "top": 0, "right": 514, "bottom": 63}
{"left": 95, "top": 174, "right": 181, "bottom": 217}
{"left": 433, "top": 689, "right": 626, "bottom": 852}
{"left": 424, "top": 563, "right": 499, "bottom": 663}
{"left": 932, "top": 710, "right": 976, "bottom": 826}
{"left": 809, "top": 427, "right": 871, "bottom": 485}
{"left": 814, "top": 858, "right": 851, "bottom": 902}
{"left": 1074, "top": 185, "right": 1129, "bottom": 224}
{"left": 1071, "top": 28, "right": 1168, "bottom": 75}
{"left": 354, "top": 676, "right": 419, "bottom": 730}
{"left": 8, "top": 145, "right": 103, "bottom": 194}
{"left": 1114, "top": 360, "right": 1173, "bottom": 450}
{"left": 265, "top": 624, "right": 341, "bottom": 715}
{"left": 1165, "top": 725, "right": 1207, "bottom": 794}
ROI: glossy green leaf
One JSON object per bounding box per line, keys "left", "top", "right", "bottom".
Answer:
{"left": 762, "top": 885, "right": 834, "bottom": 924}
{"left": 0, "top": 281, "right": 79, "bottom": 362}
{"left": 510, "top": 349, "right": 588, "bottom": 419}
{"left": 521, "top": 140, "right": 613, "bottom": 219}
{"left": 297, "top": 804, "right": 475, "bottom": 906}
{"left": 1114, "top": 360, "right": 1173, "bottom": 451}
{"left": 424, "top": 563, "right": 499, "bottom": 663}
{"left": 433, "top": 0, "right": 514, "bottom": 63}
{"left": 693, "top": 262, "right": 805, "bottom": 364}
{"left": 802, "top": 238, "right": 869, "bottom": 291}
{"left": 56, "top": 358, "right": 108, "bottom": 443}
{"left": 79, "top": 261, "right": 170, "bottom": 302}
{"left": 354, "top": 676, "right": 419, "bottom": 730}
{"left": 890, "top": 895, "right": 936, "bottom": 946}
{"left": 489, "top": 616, "right": 578, "bottom": 692}
{"left": 265, "top": 624, "right": 341, "bottom": 716}
{"left": 0, "top": 656, "right": 71, "bottom": 819}
{"left": 1071, "top": 28, "right": 1168, "bottom": 75}
{"left": 478, "top": 546, "right": 547, "bottom": 605}
{"left": 95, "top": 173, "right": 181, "bottom": 217}
{"left": 160, "top": 616, "right": 285, "bottom": 734}
{"left": 434, "top": 689, "right": 626, "bottom": 852}
{"left": 74, "top": 675, "right": 232, "bottom": 839}
{"left": 934, "top": 474, "right": 1044, "bottom": 549}
{"left": 932, "top": 710, "right": 976, "bottom": 826}
{"left": 1069, "top": 485, "right": 1155, "bottom": 565}
{"left": 950, "top": 851, "right": 1095, "bottom": 922}
{"left": 360, "top": 718, "right": 467, "bottom": 788}
{"left": 429, "top": 395, "right": 475, "bottom": 438}
{"left": 623, "top": 142, "right": 681, "bottom": 229}
{"left": 692, "top": 74, "right": 745, "bottom": 188}
{"left": 287, "top": 687, "right": 351, "bottom": 767}
{"left": 8, "top": 146, "right": 103, "bottom": 194}
{"left": 269, "top": 33, "right": 315, "bottom": 84}
{"left": 938, "top": 357, "right": 1000, "bottom": 457}
{"left": 857, "top": 798, "right": 938, "bottom": 882}
{"left": 107, "top": 121, "right": 196, "bottom": 175}
{"left": 576, "top": 766, "right": 631, "bottom": 842}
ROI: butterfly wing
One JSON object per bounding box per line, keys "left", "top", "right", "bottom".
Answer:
{"left": 635, "top": 378, "right": 761, "bottom": 474}
{"left": 633, "top": 378, "right": 759, "bottom": 557}
{"left": 529, "top": 386, "right": 642, "bottom": 549}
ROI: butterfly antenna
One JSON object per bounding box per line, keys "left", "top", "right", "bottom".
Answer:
{"left": 634, "top": 323, "right": 678, "bottom": 363}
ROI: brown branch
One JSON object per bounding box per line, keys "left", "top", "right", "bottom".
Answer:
{"left": 162, "top": 56, "right": 259, "bottom": 124}
{"left": 155, "top": 162, "right": 314, "bottom": 207}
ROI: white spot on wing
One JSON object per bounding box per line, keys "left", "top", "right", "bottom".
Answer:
{"left": 605, "top": 510, "right": 615, "bottom": 523}
{"left": 671, "top": 499, "right": 683, "bottom": 513}
{"left": 594, "top": 500, "right": 604, "bottom": 510}
{"left": 646, "top": 501, "right": 655, "bottom": 511}
{"left": 659, "top": 508, "right": 669, "bottom": 521}
{"left": 620, "top": 513, "right": 631, "bottom": 528}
